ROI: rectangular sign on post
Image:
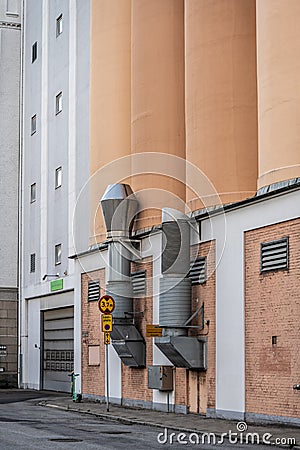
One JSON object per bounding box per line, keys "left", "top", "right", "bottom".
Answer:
{"left": 104, "top": 332, "right": 111, "bottom": 345}
{"left": 101, "top": 314, "right": 113, "bottom": 332}
{"left": 146, "top": 324, "right": 163, "bottom": 337}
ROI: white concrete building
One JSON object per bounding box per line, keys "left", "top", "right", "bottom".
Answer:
{"left": 19, "top": 0, "right": 90, "bottom": 391}
{"left": 0, "top": 0, "right": 21, "bottom": 387}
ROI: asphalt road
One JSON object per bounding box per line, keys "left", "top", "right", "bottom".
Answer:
{"left": 0, "top": 390, "right": 275, "bottom": 449}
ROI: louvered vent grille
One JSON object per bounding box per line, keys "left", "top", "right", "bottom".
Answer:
{"left": 131, "top": 271, "right": 146, "bottom": 296}
{"left": 88, "top": 280, "right": 100, "bottom": 302}
{"left": 189, "top": 257, "right": 207, "bottom": 285}
{"left": 30, "top": 253, "right": 36, "bottom": 273}
{"left": 261, "top": 237, "right": 289, "bottom": 272}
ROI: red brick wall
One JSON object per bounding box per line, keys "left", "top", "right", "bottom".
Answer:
{"left": 174, "top": 241, "right": 216, "bottom": 413}
{"left": 81, "top": 269, "right": 106, "bottom": 397}
{"left": 122, "top": 257, "right": 153, "bottom": 402}
{"left": 175, "top": 368, "right": 188, "bottom": 405}
{"left": 245, "top": 219, "right": 300, "bottom": 418}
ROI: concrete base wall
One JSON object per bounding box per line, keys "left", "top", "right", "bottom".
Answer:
{"left": 0, "top": 288, "right": 18, "bottom": 386}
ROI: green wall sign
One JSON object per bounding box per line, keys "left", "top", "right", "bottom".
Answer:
{"left": 50, "top": 279, "right": 64, "bottom": 292}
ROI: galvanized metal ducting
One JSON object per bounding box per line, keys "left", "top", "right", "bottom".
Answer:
{"left": 155, "top": 208, "right": 206, "bottom": 369}
{"left": 100, "top": 184, "right": 145, "bottom": 367}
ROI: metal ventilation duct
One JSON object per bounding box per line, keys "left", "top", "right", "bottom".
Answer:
{"left": 100, "top": 184, "right": 145, "bottom": 367}
{"left": 155, "top": 208, "right": 205, "bottom": 369}
{"left": 155, "top": 336, "right": 206, "bottom": 370}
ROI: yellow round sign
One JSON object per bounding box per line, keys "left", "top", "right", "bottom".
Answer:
{"left": 98, "top": 295, "right": 115, "bottom": 314}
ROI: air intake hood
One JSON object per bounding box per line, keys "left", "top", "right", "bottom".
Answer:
{"left": 111, "top": 325, "right": 145, "bottom": 368}
{"left": 155, "top": 336, "right": 206, "bottom": 370}
{"left": 101, "top": 184, "right": 138, "bottom": 237}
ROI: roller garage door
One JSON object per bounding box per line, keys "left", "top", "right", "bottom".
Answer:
{"left": 42, "top": 307, "right": 74, "bottom": 392}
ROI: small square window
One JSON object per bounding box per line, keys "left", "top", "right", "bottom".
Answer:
{"left": 31, "top": 115, "right": 36, "bottom": 135}
{"left": 30, "top": 253, "right": 36, "bottom": 273}
{"left": 55, "top": 167, "right": 62, "bottom": 188}
{"left": 30, "top": 183, "right": 36, "bottom": 203}
{"left": 55, "top": 92, "right": 63, "bottom": 115}
{"left": 55, "top": 244, "right": 61, "bottom": 265}
{"left": 32, "top": 42, "right": 37, "bottom": 63}
{"left": 56, "top": 14, "right": 63, "bottom": 37}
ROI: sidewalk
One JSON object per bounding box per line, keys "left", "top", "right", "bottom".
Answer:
{"left": 40, "top": 396, "right": 300, "bottom": 448}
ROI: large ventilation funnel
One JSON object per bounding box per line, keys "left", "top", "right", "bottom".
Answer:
{"left": 155, "top": 208, "right": 206, "bottom": 370}
{"left": 100, "top": 184, "right": 145, "bottom": 368}
{"left": 101, "top": 184, "right": 138, "bottom": 238}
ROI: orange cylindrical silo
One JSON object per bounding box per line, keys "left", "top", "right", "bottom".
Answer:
{"left": 185, "top": 0, "right": 258, "bottom": 211}
{"left": 257, "top": 0, "right": 300, "bottom": 189}
{"left": 90, "top": 0, "right": 131, "bottom": 243}
{"left": 131, "top": 0, "right": 186, "bottom": 229}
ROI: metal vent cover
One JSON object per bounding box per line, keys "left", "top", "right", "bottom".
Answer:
{"left": 88, "top": 280, "right": 100, "bottom": 302}
{"left": 189, "top": 257, "right": 207, "bottom": 285}
{"left": 260, "top": 237, "right": 289, "bottom": 272}
{"left": 30, "top": 253, "right": 36, "bottom": 273}
{"left": 131, "top": 271, "right": 146, "bottom": 296}
{"left": 155, "top": 336, "right": 206, "bottom": 370}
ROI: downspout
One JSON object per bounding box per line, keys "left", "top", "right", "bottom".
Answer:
{"left": 18, "top": 0, "right": 25, "bottom": 388}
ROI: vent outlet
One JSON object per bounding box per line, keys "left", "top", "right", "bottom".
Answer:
{"left": 88, "top": 280, "right": 100, "bottom": 302}
{"left": 131, "top": 271, "right": 146, "bottom": 296}
{"left": 189, "top": 257, "right": 207, "bottom": 285}
{"left": 30, "top": 253, "right": 36, "bottom": 273}
{"left": 260, "top": 237, "right": 289, "bottom": 272}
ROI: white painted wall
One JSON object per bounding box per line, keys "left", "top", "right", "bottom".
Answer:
{"left": 21, "top": 0, "right": 90, "bottom": 389}
{"left": 26, "top": 298, "right": 40, "bottom": 389}
{"left": 201, "top": 188, "right": 300, "bottom": 416}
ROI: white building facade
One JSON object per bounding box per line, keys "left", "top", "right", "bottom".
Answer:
{"left": 19, "top": 0, "right": 90, "bottom": 391}
{"left": 0, "top": 0, "right": 21, "bottom": 387}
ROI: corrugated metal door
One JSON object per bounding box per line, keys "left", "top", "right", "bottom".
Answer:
{"left": 42, "top": 307, "right": 74, "bottom": 392}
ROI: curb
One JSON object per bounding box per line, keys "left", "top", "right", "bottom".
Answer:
{"left": 40, "top": 402, "right": 300, "bottom": 449}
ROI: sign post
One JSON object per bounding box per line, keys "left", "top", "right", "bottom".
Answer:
{"left": 98, "top": 295, "right": 115, "bottom": 412}
{"left": 105, "top": 343, "right": 109, "bottom": 412}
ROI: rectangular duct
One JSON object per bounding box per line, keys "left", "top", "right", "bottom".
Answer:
{"left": 111, "top": 324, "right": 145, "bottom": 368}
{"left": 155, "top": 336, "right": 206, "bottom": 370}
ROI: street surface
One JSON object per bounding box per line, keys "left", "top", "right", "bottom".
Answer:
{"left": 0, "top": 390, "right": 280, "bottom": 449}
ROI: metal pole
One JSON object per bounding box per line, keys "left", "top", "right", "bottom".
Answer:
{"left": 106, "top": 344, "right": 109, "bottom": 412}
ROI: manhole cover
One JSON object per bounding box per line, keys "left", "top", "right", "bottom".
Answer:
{"left": 49, "top": 438, "right": 83, "bottom": 443}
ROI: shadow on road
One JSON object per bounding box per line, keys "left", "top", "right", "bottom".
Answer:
{"left": 0, "top": 389, "right": 67, "bottom": 404}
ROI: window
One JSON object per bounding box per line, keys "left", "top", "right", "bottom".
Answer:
{"left": 55, "top": 244, "right": 61, "bottom": 265}
{"left": 30, "top": 183, "right": 36, "bottom": 203}
{"left": 88, "top": 280, "right": 100, "bottom": 302}
{"left": 32, "top": 41, "right": 37, "bottom": 63}
{"left": 56, "top": 14, "right": 63, "bottom": 37}
{"left": 131, "top": 271, "right": 146, "bottom": 296}
{"left": 55, "top": 167, "right": 62, "bottom": 188}
{"left": 30, "top": 253, "right": 36, "bottom": 273}
{"left": 55, "top": 92, "right": 62, "bottom": 115}
{"left": 272, "top": 336, "right": 277, "bottom": 346}
{"left": 189, "top": 257, "right": 207, "bottom": 285}
{"left": 260, "top": 237, "right": 289, "bottom": 273}
{"left": 31, "top": 114, "right": 36, "bottom": 135}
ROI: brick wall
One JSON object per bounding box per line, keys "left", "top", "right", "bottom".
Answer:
{"left": 122, "top": 257, "right": 153, "bottom": 402}
{"left": 189, "top": 240, "right": 216, "bottom": 413}
{"left": 245, "top": 218, "right": 300, "bottom": 418}
{"left": 81, "top": 269, "right": 105, "bottom": 397}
